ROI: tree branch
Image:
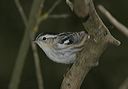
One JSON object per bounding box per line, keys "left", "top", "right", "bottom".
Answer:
{"left": 48, "top": 14, "right": 70, "bottom": 19}
{"left": 47, "top": 0, "right": 62, "bottom": 14}
{"left": 38, "top": 0, "right": 62, "bottom": 23}
{"left": 31, "top": 38, "right": 44, "bottom": 89}
{"left": 61, "top": 0, "right": 120, "bottom": 89}
{"left": 98, "top": 5, "right": 128, "bottom": 38}
{"left": 119, "top": 78, "right": 128, "bottom": 89}
{"left": 8, "top": 0, "right": 45, "bottom": 89}
{"left": 66, "top": 0, "right": 89, "bottom": 18}
{"left": 14, "top": 0, "right": 28, "bottom": 26}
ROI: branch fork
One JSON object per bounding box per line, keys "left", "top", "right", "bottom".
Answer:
{"left": 61, "top": 0, "right": 121, "bottom": 89}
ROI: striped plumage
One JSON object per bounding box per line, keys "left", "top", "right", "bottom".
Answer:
{"left": 35, "top": 31, "right": 90, "bottom": 64}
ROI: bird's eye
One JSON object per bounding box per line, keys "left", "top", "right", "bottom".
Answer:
{"left": 42, "top": 37, "right": 46, "bottom": 40}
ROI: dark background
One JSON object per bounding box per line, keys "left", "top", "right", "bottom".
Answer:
{"left": 0, "top": 0, "right": 128, "bottom": 89}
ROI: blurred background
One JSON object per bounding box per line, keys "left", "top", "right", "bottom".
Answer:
{"left": 0, "top": 0, "right": 128, "bottom": 89}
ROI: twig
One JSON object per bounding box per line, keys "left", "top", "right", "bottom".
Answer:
{"left": 119, "top": 78, "right": 128, "bottom": 89}
{"left": 39, "top": 0, "right": 62, "bottom": 23}
{"left": 30, "top": 33, "right": 44, "bottom": 89}
{"left": 98, "top": 5, "right": 128, "bottom": 38}
{"left": 15, "top": 0, "right": 28, "bottom": 26}
{"left": 32, "top": 43, "right": 44, "bottom": 89}
{"left": 8, "top": 0, "right": 45, "bottom": 89}
{"left": 8, "top": 28, "right": 30, "bottom": 89}
{"left": 66, "top": 0, "right": 89, "bottom": 18}
{"left": 30, "top": 2, "right": 45, "bottom": 89}
{"left": 48, "top": 14, "right": 70, "bottom": 19}
{"left": 29, "top": 1, "right": 45, "bottom": 89}
{"left": 47, "top": 0, "right": 62, "bottom": 14}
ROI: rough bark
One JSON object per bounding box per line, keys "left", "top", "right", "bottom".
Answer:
{"left": 61, "top": 0, "right": 120, "bottom": 89}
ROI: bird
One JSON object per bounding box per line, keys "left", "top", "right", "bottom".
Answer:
{"left": 34, "top": 31, "right": 90, "bottom": 64}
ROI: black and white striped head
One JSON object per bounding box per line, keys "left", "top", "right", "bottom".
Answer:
{"left": 35, "top": 32, "right": 58, "bottom": 47}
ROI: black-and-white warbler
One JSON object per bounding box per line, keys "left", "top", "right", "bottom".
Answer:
{"left": 35, "top": 31, "right": 90, "bottom": 64}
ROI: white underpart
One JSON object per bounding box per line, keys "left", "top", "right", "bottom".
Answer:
{"left": 43, "top": 47, "right": 76, "bottom": 64}
{"left": 37, "top": 41, "right": 76, "bottom": 64}
{"left": 57, "top": 43, "right": 68, "bottom": 49}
